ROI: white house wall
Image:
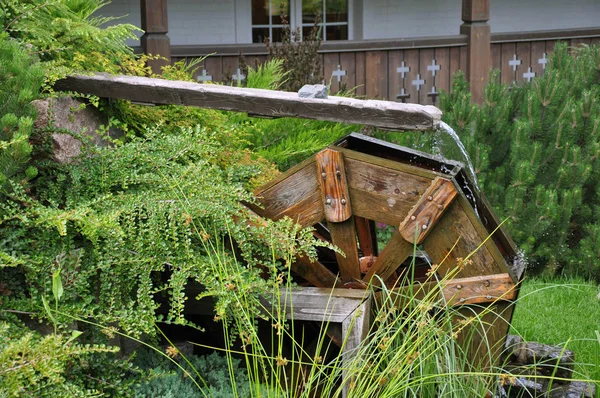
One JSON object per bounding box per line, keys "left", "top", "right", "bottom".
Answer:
{"left": 98, "top": 0, "right": 600, "bottom": 46}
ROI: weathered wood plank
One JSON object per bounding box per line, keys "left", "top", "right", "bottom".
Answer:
{"left": 434, "top": 47, "right": 450, "bottom": 99}
{"left": 449, "top": 46, "right": 462, "bottom": 82}
{"left": 363, "top": 230, "right": 414, "bottom": 285}
{"left": 387, "top": 50, "right": 404, "bottom": 102}
{"left": 293, "top": 255, "right": 342, "bottom": 288}
{"left": 501, "top": 42, "right": 517, "bottom": 85}
{"left": 530, "top": 41, "right": 546, "bottom": 81}
{"left": 203, "top": 56, "right": 222, "bottom": 83}
{"left": 404, "top": 49, "right": 420, "bottom": 105}
{"left": 515, "top": 42, "right": 531, "bottom": 83}
{"left": 399, "top": 177, "right": 457, "bottom": 244}
{"left": 55, "top": 73, "right": 441, "bottom": 131}
{"left": 419, "top": 48, "right": 435, "bottom": 105}
{"left": 422, "top": 200, "right": 504, "bottom": 278}
{"left": 328, "top": 218, "right": 361, "bottom": 282}
{"left": 384, "top": 272, "right": 516, "bottom": 307}
{"left": 324, "top": 52, "right": 341, "bottom": 94}
{"left": 253, "top": 160, "right": 319, "bottom": 220}
{"left": 316, "top": 149, "right": 352, "bottom": 223}
{"left": 491, "top": 43, "right": 502, "bottom": 72}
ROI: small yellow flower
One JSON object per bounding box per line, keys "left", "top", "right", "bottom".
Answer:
{"left": 272, "top": 322, "right": 284, "bottom": 336}
{"left": 313, "top": 355, "right": 323, "bottom": 364}
{"left": 275, "top": 356, "right": 288, "bottom": 366}
{"left": 166, "top": 346, "right": 178, "bottom": 359}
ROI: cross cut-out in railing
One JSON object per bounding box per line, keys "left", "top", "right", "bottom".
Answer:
{"left": 427, "top": 59, "right": 440, "bottom": 77}
{"left": 197, "top": 69, "right": 212, "bottom": 83}
{"left": 508, "top": 55, "right": 522, "bottom": 71}
{"left": 538, "top": 53, "right": 548, "bottom": 70}
{"left": 397, "top": 62, "right": 410, "bottom": 79}
{"left": 332, "top": 65, "right": 347, "bottom": 83}
{"left": 427, "top": 86, "right": 439, "bottom": 105}
{"left": 233, "top": 68, "right": 246, "bottom": 85}
{"left": 396, "top": 87, "right": 410, "bottom": 103}
{"left": 523, "top": 67, "right": 536, "bottom": 82}
{"left": 412, "top": 74, "right": 425, "bottom": 91}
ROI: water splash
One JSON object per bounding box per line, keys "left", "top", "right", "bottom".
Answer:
{"left": 438, "top": 121, "right": 481, "bottom": 193}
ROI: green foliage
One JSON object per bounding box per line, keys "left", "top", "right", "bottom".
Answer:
{"left": 133, "top": 350, "right": 254, "bottom": 398}
{"left": 0, "top": 32, "right": 44, "bottom": 197}
{"left": 435, "top": 43, "right": 600, "bottom": 280}
{"left": 1, "top": 0, "right": 140, "bottom": 82}
{"left": 0, "top": 319, "right": 142, "bottom": 397}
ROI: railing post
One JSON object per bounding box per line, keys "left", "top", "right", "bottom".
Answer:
{"left": 460, "top": 0, "right": 490, "bottom": 104}
{"left": 140, "top": 0, "right": 171, "bottom": 75}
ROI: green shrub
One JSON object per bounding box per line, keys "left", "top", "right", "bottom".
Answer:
{"left": 0, "top": 32, "right": 44, "bottom": 199}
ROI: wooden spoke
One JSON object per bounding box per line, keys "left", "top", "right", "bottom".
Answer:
{"left": 293, "top": 255, "right": 342, "bottom": 288}
{"left": 363, "top": 230, "right": 414, "bottom": 286}
{"left": 328, "top": 219, "right": 361, "bottom": 282}
{"left": 355, "top": 216, "right": 378, "bottom": 257}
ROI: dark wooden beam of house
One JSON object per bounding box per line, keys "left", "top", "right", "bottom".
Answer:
{"left": 460, "top": 0, "right": 491, "bottom": 104}
{"left": 140, "top": 0, "right": 171, "bottom": 74}
{"left": 54, "top": 74, "right": 442, "bottom": 131}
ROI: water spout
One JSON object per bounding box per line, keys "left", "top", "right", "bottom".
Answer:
{"left": 438, "top": 121, "right": 481, "bottom": 193}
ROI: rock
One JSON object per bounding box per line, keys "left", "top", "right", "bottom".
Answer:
{"left": 31, "top": 97, "right": 123, "bottom": 163}
{"left": 52, "top": 133, "right": 82, "bottom": 164}
{"left": 549, "top": 381, "right": 596, "bottom": 398}
{"left": 298, "top": 84, "right": 328, "bottom": 99}
{"left": 510, "top": 340, "right": 575, "bottom": 379}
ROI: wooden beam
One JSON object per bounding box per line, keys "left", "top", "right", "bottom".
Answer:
{"left": 140, "top": 0, "right": 171, "bottom": 74}
{"left": 328, "top": 219, "right": 362, "bottom": 282}
{"left": 293, "top": 255, "right": 342, "bottom": 288}
{"left": 54, "top": 74, "right": 442, "bottom": 131}
{"left": 460, "top": 0, "right": 491, "bottom": 104}
{"left": 381, "top": 272, "right": 516, "bottom": 307}
{"left": 399, "top": 177, "right": 457, "bottom": 244}
{"left": 363, "top": 230, "right": 414, "bottom": 285}
{"left": 355, "top": 216, "right": 378, "bottom": 257}
{"left": 316, "top": 149, "right": 352, "bottom": 223}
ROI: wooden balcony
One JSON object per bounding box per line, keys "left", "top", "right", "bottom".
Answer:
{"left": 165, "top": 27, "right": 600, "bottom": 106}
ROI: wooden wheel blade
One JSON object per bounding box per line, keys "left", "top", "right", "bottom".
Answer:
{"left": 355, "top": 216, "right": 378, "bottom": 257}
{"left": 363, "top": 230, "right": 414, "bottom": 286}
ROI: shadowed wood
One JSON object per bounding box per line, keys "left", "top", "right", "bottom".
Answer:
{"left": 328, "top": 219, "right": 361, "bottom": 282}
{"left": 316, "top": 149, "right": 352, "bottom": 223}
{"left": 355, "top": 216, "right": 377, "bottom": 257}
{"left": 399, "top": 177, "right": 458, "bottom": 244}
{"left": 422, "top": 200, "right": 503, "bottom": 278}
{"left": 293, "top": 255, "right": 342, "bottom": 288}
{"left": 363, "top": 230, "right": 414, "bottom": 285}
{"left": 55, "top": 74, "right": 442, "bottom": 131}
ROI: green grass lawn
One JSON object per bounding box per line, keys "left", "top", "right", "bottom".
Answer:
{"left": 510, "top": 277, "right": 600, "bottom": 382}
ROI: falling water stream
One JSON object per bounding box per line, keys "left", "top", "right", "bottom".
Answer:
{"left": 437, "top": 121, "right": 481, "bottom": 193}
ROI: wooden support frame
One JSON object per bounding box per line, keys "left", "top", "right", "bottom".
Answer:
{"left": 183, "top": 286, "right": 371, "bottom": 398}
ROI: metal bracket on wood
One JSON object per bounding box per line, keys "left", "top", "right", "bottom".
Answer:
{"left": 399, "top": 177, "right": 457, "bottom": 244}
{"left": 316, "top": 148, "right": 352, "bottom": 223}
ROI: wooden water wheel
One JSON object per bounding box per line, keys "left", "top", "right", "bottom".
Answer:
{"left": 249, "top": 133, "right": 522, "bottom": 363}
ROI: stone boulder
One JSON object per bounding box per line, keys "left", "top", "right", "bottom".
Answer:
{"left": 31, "top": 96, "right": 122, "bottom": 163}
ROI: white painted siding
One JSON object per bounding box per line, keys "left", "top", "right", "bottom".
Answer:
{"left": 489, "top": 0, "right": 600, "bottom": 33}
{"left": 361, "top": 0, "right": 462, "bottom": 39}
{"left": 97, "top": 0, "right": 600, "bottom": 46}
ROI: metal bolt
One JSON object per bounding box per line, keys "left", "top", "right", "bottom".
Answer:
{"left": 456, "top": 284, "right": 463, "bottom": 290}
{"left": 410, "top": 215, "right": 416, "bottom": 221}
{"left": 437, "top": 204, "right": 444, "bottom": 210}
{"left": 427, "top": 196, "right": 433, "bottom": 201}
{"left": 484, "top": 280, "right": 491, "bottom": 287}
{"left": 325, "top": 198, "right": 332, "bottom": 205}
{"left": 421, "top": 224, "right": 428, "bottom": 230}
{"left": 486, "top": 295, "right": 492, "bottom": 300}
{"left": 321, "top": 172, "right": 327, "bottom": 179}
{"left": 459, "top": 298, "right": 465, "bottom": 303}
{"left": 336, "top": 170, "right": 342, "bottom": 178}
{"left": 341, "top": 198, "right": 347, "bottom": 205}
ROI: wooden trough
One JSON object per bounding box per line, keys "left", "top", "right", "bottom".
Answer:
{"left": 55, "top": 73, "right": 522, "bottom": 385}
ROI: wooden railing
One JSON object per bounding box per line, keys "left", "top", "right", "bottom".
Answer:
{"left": 167, "top": 28, "right": 600, "bottom": 106}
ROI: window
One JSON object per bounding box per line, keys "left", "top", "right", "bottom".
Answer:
{"left": 251, "top": 0, "right": 348, "bottom": 43}
{"left": 301, "top": 0, "right": 348, "bottom": 41}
